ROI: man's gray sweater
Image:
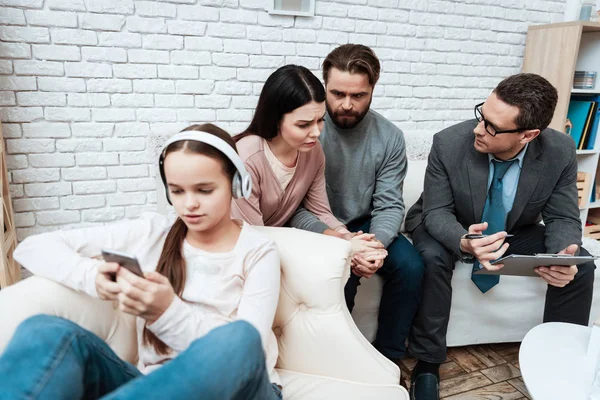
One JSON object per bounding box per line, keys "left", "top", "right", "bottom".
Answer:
{"left": 289, "top": 109, "right": 407, "bottom": 248}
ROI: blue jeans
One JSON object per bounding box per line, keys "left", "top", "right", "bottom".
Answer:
{"left": 0, "top": 315, "right": 282, "bottom": 400}
{"left": 344, "top": 218, "right": 424, "bottom": 360}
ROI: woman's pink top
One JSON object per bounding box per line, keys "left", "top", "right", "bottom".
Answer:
{"left": 231, "top": 134, "right": 348, "bottom": 232}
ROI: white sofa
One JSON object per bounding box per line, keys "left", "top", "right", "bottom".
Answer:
{"left": 352, "top": 159, "right": 600, "bottom": 346}
{"left": 0, "top": 227, "right": 408, "bottom": 400}
{"left": 1, "top": 158, "right": 597, "bottom": 399}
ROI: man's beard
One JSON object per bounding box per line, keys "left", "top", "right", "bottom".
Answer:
{"left": 326, "top": 100, "right": 371, "bottom": 129}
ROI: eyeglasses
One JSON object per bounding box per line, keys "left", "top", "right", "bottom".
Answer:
{"left": 474, "top": 102, "right": 527, "bottom": 137}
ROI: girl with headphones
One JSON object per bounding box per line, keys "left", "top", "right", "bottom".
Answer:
{"left": 1, "top": 124, "right": 283, "bottom": 400}
{"left": 232, "top": 65, "right": 387, "bottom": 259}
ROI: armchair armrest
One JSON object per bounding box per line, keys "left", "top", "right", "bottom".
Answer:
{"left": 256, "top": 227, "right": 401, "bottom": 385}
{"left": 0, "top": 276, "right": 137, "bottom": 364}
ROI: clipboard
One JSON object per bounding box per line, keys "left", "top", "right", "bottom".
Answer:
{"left": 473, "top": 254, "right": 598, "bottom": 277}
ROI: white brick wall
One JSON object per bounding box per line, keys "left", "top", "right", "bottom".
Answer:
{"left": 0, "top": 0, "right": 566, "bottom": 240}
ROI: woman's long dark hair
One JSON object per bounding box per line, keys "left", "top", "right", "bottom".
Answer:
{"left": 235, "top": 64, "right": 326, "bottom": 142}
{"left": 144, "top": 123, "right": 237, "bottom": 355}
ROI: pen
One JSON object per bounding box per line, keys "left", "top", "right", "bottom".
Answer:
{"left": 463, "top": 234, "right": 514, "bottom": 240}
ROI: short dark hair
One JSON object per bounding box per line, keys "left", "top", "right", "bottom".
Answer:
{"left": 236, "top": 64, "right": 325, "bottom": 142}
{"left": 493, "top": 73, "right": 558, "bottom": 131}
{"left": 322, "top": 44, "right": 380, "bottom": 86}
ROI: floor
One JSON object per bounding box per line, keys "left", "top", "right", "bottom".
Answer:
{"left": 399, "top": 342, "right": 531, "bottom": 399}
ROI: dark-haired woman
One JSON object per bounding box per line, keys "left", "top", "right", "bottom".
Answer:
{"left": 232, "top": 65, "right": 386, "bottom": 258}
{"left": 0, "top": 124, "right": 283, "bottom": 400}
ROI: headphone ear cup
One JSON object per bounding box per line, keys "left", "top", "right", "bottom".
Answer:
{"left": 231, "top": 171, "right": 243, "bottom": 199}
{"left": 159, "top": 159, "right": 172, "bottom": 205}
{"left": 165, "top": 188, "right": 172, "bottom": 205}
{"left": 241, "top": 173, "right": 251, "bottom": 199}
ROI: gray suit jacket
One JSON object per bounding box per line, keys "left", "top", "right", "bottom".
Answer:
{"left": 405, "top": 119, "right": 582, "bottom": 257}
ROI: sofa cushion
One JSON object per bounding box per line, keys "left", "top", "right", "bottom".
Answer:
{"left": 353, "top": 249, "right": 600, "bottom": 346}
{"left": 0, "top": 276, "right": 138, "bottom": 363}
{"left": 401, "top": 159, "right": 427, "bottom": 232}
{"left": 404, "top": 159, "right": 427, "bottom": 214}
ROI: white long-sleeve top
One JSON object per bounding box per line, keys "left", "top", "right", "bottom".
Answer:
{"left": 13, "top": 212, "right": 281, "bottom": 384}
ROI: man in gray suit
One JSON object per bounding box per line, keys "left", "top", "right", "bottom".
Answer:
{"left": 405, "top": 73, "right": 595, "bottom": 400}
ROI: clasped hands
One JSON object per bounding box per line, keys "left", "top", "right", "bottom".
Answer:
{"left": 95, "top": 263, "right": 175, "bottom": 323}
{"left": 460, "top": 222, "right": 578, "bottom": 288}
{"left": 344, "top": 231, "right": 387, "bottom": 279}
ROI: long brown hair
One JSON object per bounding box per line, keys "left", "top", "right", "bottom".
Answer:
{"left": 144, "top": 123, "right": 237, "bottom": 355}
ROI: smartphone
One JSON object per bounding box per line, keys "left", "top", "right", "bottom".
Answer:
{"left": 464, "top": 234, "right": 514, "bottom": 240}
{"left": 101, "top": 249, "right": 144, "bottom": 277}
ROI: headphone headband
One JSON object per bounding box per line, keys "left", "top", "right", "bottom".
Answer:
{"left": 159, "top": 130, "right": 251, "bottom": 200}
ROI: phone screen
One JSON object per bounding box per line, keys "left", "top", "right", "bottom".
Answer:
{"left": 101, "top": 249, "right": 144, "bottom": 277}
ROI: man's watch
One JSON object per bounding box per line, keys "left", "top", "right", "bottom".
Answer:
{"left": 460, "top": 252, "right": 475, "bottom": 262}
{"left": 459, "top": 234, "right": 475, "bottom": 262}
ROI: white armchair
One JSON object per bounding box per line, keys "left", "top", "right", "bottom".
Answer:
{"left": 0, "top": 226, "right": 408, "bottom": 399}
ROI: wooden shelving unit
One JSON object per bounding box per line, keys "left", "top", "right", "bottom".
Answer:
{"left": 523, "top": 21, "right": 600, "bottom": 132}
{"left": 0, "top": 122, "right": 19, "bottom": 289}
{"left": 523, "top": 21, "right": 600, "bottom": 231}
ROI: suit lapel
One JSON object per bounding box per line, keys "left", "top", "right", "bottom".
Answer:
{"left": 506, "top": 139, "right": 543, "bottom": 231}
{"left": 467, "top": 145, "right": 490, "bottom": 223}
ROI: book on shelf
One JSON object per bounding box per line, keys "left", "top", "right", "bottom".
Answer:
{"left": 574, "top": 71, "right": 597, "bottom": 90}
{"left": 579, "top": 101, "right": 597, "bottom": 150}
{"left": 587, "top": 104, "right": 600, "bottom": 150}
{"left": 567, "top": 100, "right": 595, "bottom": 148}
{"left": 568, "top": 95, "right": 600, "bottom": 150}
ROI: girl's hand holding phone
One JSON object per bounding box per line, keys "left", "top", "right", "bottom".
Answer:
{"left": 95, "top": 262, "right": 121, "bottom": 301}
{"left": 116, "top": 268, "right": 175, "bottom": 324}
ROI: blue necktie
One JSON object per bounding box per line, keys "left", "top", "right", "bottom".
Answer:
{"left": 471, "top": 159, "right": 517, "bottom": 293}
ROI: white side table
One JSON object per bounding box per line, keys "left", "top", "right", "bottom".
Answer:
{"left": 520, "top": 322, "right": 595, "bottom": 399}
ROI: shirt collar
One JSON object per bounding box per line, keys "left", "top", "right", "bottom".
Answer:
{"left": 488, "top": 142, "right": 528, "bottom": 169}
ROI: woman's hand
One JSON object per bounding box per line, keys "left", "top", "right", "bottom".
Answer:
{"left": 95, "top": 262, "right": 121, "bottom": 300}
{"left": 349, "top": 233, "right": 386, "bottom": 255}
{"left": 342, "top": 230, "right": 365, "bottom": 240}
{"left": 116, "top": 269, "right": 175, "bottom": 324}
{"left": 323, "top": 228, "right": 344, "bottom": 238}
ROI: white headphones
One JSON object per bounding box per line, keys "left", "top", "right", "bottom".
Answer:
{"left": 158, "top": 131, "right": 252, "bottom": 203}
